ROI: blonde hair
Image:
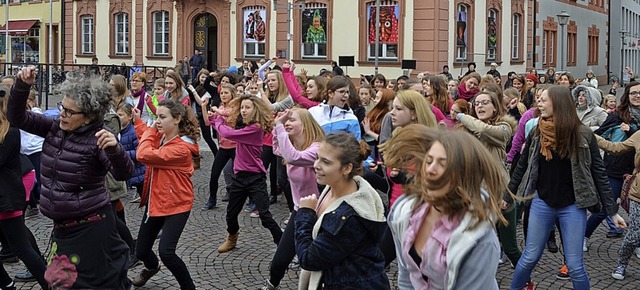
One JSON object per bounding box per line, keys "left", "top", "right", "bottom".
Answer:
{"left": 503, "top": 87, "right": 520, "bottom": 101}
{"left": 395, "top": 90, "right": 437, "bottom": 127}
{"left": 154, "top": 78, "right": 166, "bottom": 89}
{"left": 110, "top": 74, "right": 128, "bottom": 107}
{"left": 602, "top": 94, "right": 617, "bottom": 109}
{"left": 288, "top": 108, "right": 325, "bottom": 150}
{"left": 0, "top": 86, "right": 8, "bottom": 143}
{"left": 220, "top": 83, "right": 238, "bottom": 105}
{"left": 384, "top": 126, "right": 508, "bottom": 228}
{"left": 265, "top": 71, "right": 289, "bottom": 102}
{"left": 227, "top": 94, "right": 274, "bottom": 132}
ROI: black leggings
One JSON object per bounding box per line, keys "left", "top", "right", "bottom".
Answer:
{"left": 136, "top": 210, "right": 194, "bottom": 290}
{"left": 268, "top": 210, "right": 297, "bottom": 286}
{"left": 0, "top": 215, "right": 47, "bottom": 289}
{"left": 209, "top": 148, "right": 235, "bottom": 202}
{"left": 111, "top": 200, "right": 134, "bottom": 249}
{"left": 197, "top": 114, "right": 218, "bottom": 155}
{"left": 226, "top": 171, "right": 282, "bottom": 244}
{"left": 261, "top": 145, "right": 278, "bottom": 197}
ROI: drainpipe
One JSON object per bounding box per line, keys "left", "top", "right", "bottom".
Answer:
{"left": 532, "top": 0, "right": 537, "bottom": 68}
{"left": 60, "top": 0, "right": 65, "bottom": 65}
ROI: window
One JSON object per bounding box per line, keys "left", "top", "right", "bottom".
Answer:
{"left": 542, "top": 18, "right": 557, "bottom": 68}
{"left": 588, "top": 26, "right": 599, "bottom": 65}
{"left": 511, "top": 14, "right": 520, "bottom": 59}
{"left": 243, "top": 6, "right": 266, "bottom": 57}
{"left": 455, "top": 4, "right": 470, "bottom": 61}
{"left": 567, "top": 21, "right": 577, "bottom": 66}
{"left": 81, "top": 15, "right": 94, "bottom": 54}
{"left": 487, "top": 9, "right": 498, "bottom": 61}
{"left": 114, "top": 13, "right": 129, "bottom": 55}
{"left": 152, "top": 11, "right": 169, "bottom": 56}
{"left": 367, "top": 0, "right": 399, "bottom": 60}
{"left": 301, "top": 3, "right": 327, "bottom": 59}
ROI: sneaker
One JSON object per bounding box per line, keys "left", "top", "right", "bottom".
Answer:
{"left": 635, "top": 247, "right": 640, "bottom": 259}
{"left": 499, "top": 250, "right": 506, "bottom": 264}
{"left": 24, "top": 207, "right": 39, "bottom": 219}
{"left": 250, "top": 210, "right": 260, "bottom": 218}
{"left": 556, "top": 264, "right": 570, "bottom": 280}
{"left": 260, "top": 280, "right": 281, "bottom": 290}
{"left": 130, "top": 195, "right": 140, "bottom": 203}
{"left": 583, "top": 237, "right": 588, "bottom": 252}
{"left": 547, "top": 240, "right": 558, "bottom": 253}
{"left": 13, "top": 270, "right": 34, "bottom": 282}
{"left": 244, "top": 203, "right": 256, "bottom": 212}
{"left": 221, "top": 193, "right": 229, "bottom": 202}
{"left": 201, "top": 197, "right": 217, "bottom": 210}
{"left": 1, "top": 281, "right": 16, "bottom": 290}
{"left": 612, "top": 264, "right": 627, "bottom": 280}
{"left": 132, "top": 266, "right": 161, "bottom": 287}
{"left": 523, "top": 280, "right": 535, "bottom": 290}
{"left": 269, "top": 195, "right": 277, "bottom": 204}
{"left": 288, "top": 256, "right": 300, "bottom": 271}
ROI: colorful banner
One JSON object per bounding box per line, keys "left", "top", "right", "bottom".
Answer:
{"left": 456, "top": 11, "right": 467, "bottom": 47}
{"left": 367, "top": 4, "right": 399, "bottom": 44}
{"left": 244, "top": 8, "right": 266, "bottom": 43}
{"left": 487, "top": 15, "right": 497, "bottom": 49}
{"left": 302, "top": 7, "right": 327, "bottom": 44}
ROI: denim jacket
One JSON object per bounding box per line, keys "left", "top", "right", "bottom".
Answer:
{"left": 509, "top": 125, "right": 618, "bottom": 215}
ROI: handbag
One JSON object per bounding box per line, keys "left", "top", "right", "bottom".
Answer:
{"left": 621, "top": 166, "right": 639, "bottom": 213}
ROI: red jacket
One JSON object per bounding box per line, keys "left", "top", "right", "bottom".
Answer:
{"left": 134, "top": 119, "right": 199, "bottom": 217}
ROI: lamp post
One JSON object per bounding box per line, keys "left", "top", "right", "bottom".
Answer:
{"left": 556, "top": 10, "right": 570, "bottom": 72}
{"left": 620, "top": 29, "right": 627, "bottom": 86}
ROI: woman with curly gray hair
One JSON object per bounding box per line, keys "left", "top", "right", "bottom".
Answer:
{"left": 7, "top": 66, "right": 134, "bottom": 289}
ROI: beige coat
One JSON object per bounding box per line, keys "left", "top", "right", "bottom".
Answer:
{"left": 596, "top": 132, "right": 640, "bottom": 203}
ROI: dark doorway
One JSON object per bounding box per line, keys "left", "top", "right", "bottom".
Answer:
{"left": 193, "top": 13, "right": 218, "bottom": 72}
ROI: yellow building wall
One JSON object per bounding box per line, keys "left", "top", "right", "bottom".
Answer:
{"left": 0, "top": 1, "right": 62, "bottom": 63}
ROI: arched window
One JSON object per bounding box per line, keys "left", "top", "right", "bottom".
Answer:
{"left": 511, "top": 13, "right": 520, "bottom": 60}
{"left": 242, "top": 6, "right": 267, "bottom": 58}
{"left": 487, "top": 9, "right": 498, "bottom": 61}
{"left": 455, "top": 3, "right": 469, "bottom": 61}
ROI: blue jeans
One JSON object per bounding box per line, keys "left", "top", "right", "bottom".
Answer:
{"left": 510, "top": 197, "right": 589, "bottom": 290}
{"left": 585, "top": 176, "right": 624, "bottom": 238}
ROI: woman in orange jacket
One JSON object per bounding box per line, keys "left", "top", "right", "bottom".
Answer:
{"left": 130, "top": 99, "right": 200, "bottom": 290}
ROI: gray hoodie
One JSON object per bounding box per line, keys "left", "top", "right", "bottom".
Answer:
{"left": 572, "top": 85, "right": 607, "bottom": 131}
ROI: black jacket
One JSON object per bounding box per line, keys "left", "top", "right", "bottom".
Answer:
{"left": 594, "top": 113, "right": 638, "bottom": 179}
{"left": 0, "top": 128, "right": 27, "bottom": 212}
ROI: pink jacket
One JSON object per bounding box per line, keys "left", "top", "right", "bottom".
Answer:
{"left": 212, "top": 115, "right": 266, "bottom": 174}
{"left": 282, "top": 67, "right": 320, "bottom": 109}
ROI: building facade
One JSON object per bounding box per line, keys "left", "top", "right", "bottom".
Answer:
{"left": 532, "top": 0, "right": 608, "bottom": 82}
{"left": 61, "top": 0, "right": 534, "bottom": 79}
{"left": 610, "top": 0, "right": 640, "bottom": 84}
{"left": 0, "top": 0, "right": 63, "bottom": 65}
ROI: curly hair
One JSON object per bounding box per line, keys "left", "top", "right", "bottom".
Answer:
{"left": 226, "top": 94, "right": 273, "bottom": 133}
{"left": 157, "top": 99, "right": 200, "bottom": 141}
{"left": 58, "top": 74, "right": 113, "bottom": 122}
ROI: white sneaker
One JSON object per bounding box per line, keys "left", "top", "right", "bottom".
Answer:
{"left": 583, "top": 237, "right": 588, "bottom": 252}
{"left": 634, "top": 247, "right": 640, "bottom": 259}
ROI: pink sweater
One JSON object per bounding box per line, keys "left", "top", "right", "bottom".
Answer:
{"left": 212, "top": 115, "right": 266, "bottom": 174}
{"left": 207, "top": 106, "right": 236, "bottom": 149}
{"left": 272, "top": 124, "right": 320, "bottom": 209}
{"left": 282, "top": 67, "right": 320, "bottom": 109}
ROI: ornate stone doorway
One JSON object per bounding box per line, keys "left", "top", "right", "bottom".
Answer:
{"left": 194, "top": 13, "right": 218, "bottom": 71}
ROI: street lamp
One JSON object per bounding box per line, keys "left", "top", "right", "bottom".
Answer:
{"left": 556, "top": 10, "right": 570, "bottom": 72}
{"left": 620, "top": 29, "right": 627, "bottom": 86}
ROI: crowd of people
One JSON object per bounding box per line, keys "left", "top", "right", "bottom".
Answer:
{"left": 0, "top": 55, "right": 638, "bottom": 290}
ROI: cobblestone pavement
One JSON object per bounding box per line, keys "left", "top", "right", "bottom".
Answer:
{"left": 7, "top": 150, "right": 640, "bottom": 290}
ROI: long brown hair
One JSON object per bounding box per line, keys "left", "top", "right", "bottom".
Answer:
{"left": 426, "top": 76, "right": 451, "bottom": 114}
{"left": 366, "top": 88, "right": 394, "bottom": 133}
{"left": 265, "top": 71, "right": 289, "bottom": 103}
{"left": 617, "top": 81, "right": 640, "bottom": 124}
{"left": 165, "top": 71, "right": 185, "bottom": 101}
{"left": 535, "top": 85, "right": 583, "bottom": 159}
{"left": 470, "top": 91, "right": 506, "bottom": 125}
{"left": 157, "top": 99, "right": 200, "bottom": 141}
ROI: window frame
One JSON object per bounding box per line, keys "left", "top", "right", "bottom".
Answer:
{"left": 511, "top": 14, "right": 520, "bottom": 60}
{"left": 486, "top": 8, "right": 498, "bottom": 61}
{"left": 453, "top": 1, "right": 474, "bottom": 64}
{"left": 300, "top": 2, "right": 328, "bottom": 60}
{"left": 114, "top": 12, "right": 129, "bottom": 56}
{"left": 241, "top": 5, "right": 267, "bottom": 58}
{"left": 152, "top": 10, "right": 170, "bottom": 56}
{"left": 81, "top": 15, "right": 94, "bottom": 55}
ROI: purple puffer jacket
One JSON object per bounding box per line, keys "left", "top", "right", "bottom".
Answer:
{"left": 7, "top": 78, "right": 134, "bottom": 222}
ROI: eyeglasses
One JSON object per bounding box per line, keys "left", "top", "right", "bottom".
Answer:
{"left": 335, "top": 89, "right": 350, "bottom": 95}
{"left": 58, "top": 102, "right": 85, "bottom": 118}
{"left": 629, "top": 91, "right": 640, "bottom": 98}
{"left": 473, "top": 99, "right": 493, "bottom": 107}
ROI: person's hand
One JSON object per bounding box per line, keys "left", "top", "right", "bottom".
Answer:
{"left": 132, "top": 108, "right": 141, "bottom": 122}
{"left": 389, "top": 168, "right": 399, "bottom": 177}
{"left": 299, "top": 194, "right": 319, "bottom": 210}
{"left": 210, "top": 106, "right": 220, "bottom": 116}
{"left": 500, "top": 200, "right": 508, "bottom": 210}
{"left": 282, "top": 62, "right": 291, "bottom": 70}
{"left": 95, "top": 129, "right": 118, "bottom": 149}
{"left": 362, "top": 118, "right": 372, "bottom": 135}
{"left": 201, "top": 98, "right": 209, "bottom": 108}
{"left": 271, "top": 57, "right": 278, "bottom": 63}
{"left": 611, "top": 214, "right": 627, "bottom": 229}
{"left": 627, "top": 67, "right": 634, "bottom": 78}
{"left": 369, "top": 161, "right": 382, "bottom": 172}
{"left": 209, "top": 72, "right": 216, "bottom": 78}
{"left": 621, "top": 123, "right": 630, "bottom": 132}
{"left": 508, "top": 98, "right": 519, "bottom": 109}
{"left": 300, "top": 68, "right": 308, "bottom": 76}
{"left": 275, "top": 109, "right": 291, "bottom": 125}
{"left": 290, "top": 61, "right": 297, "bottom": 72}
{"left": 17, "top": 66, "right": 36, "bottom": 85}
{"left": 187, "top": 84, "right": 195, "bottom": 92}
{"left": 256, "top": 79, "right": 264, "bottom": 88}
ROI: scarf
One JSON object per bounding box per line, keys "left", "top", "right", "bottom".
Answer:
{"left": 457, "top": 82, "right": 478, "bottom": 101}
{"left": 630, "top": 106, "right": 640, "bottom": 125}
{"left": 130, "top": 88, "right": 147, "bottom": 112}
{"left": 538, "top": 117, "right": 556, "bottom": 161}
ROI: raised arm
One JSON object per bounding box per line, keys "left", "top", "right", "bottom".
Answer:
{"left": 258, "top": 57, "right": 274, "bottom": 80}
{"left": 282, "top": 65, "right": 319, "bottom": 109}
{"left": 458, "top": 114, "right": 513, "bottom": 146}
{"left": 274, "top": 123, "right": 318, "bottom": 166}
{"left": 7, "top": 68, "right": 55, "bottom": 137}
